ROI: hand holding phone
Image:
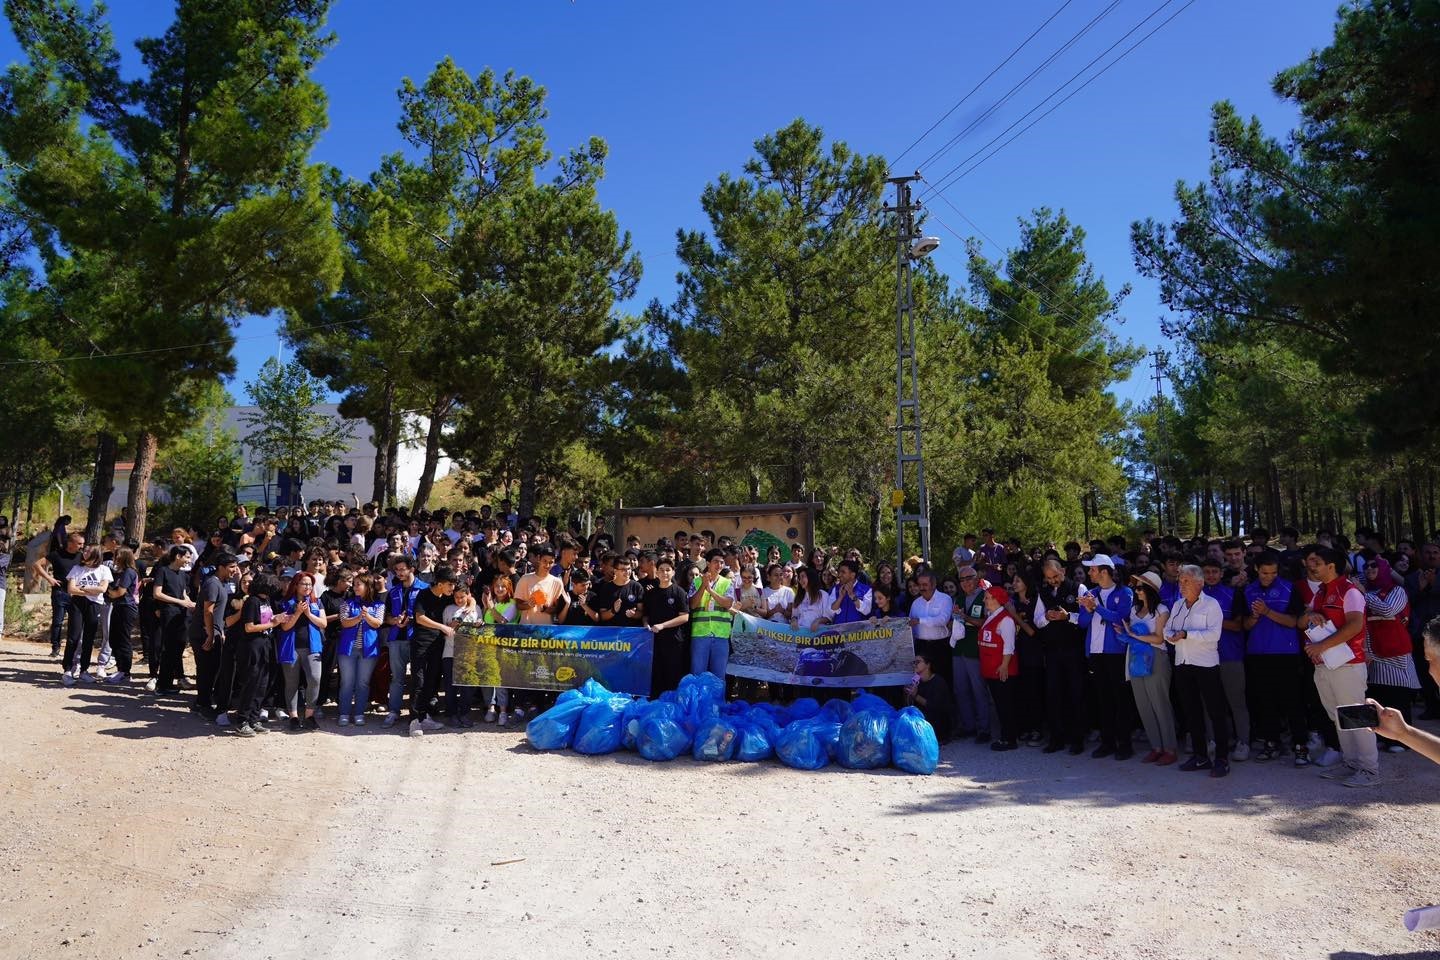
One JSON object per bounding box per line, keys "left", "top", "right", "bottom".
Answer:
{"left": 1335, "top": 702, "right": 1380, "bottom": 730}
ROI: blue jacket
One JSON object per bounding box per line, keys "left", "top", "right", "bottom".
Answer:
{"left": 1243, "top": 579, "right": 1299, "bottom": 655}
{"left": 386, "top": 577, "right": 429, "bottom": 642}
{"left": 1203, "top": 583, "right": 1245, "bottom": 662}
{"left": 1078, "top": 584, "right": 1133, "bottom": 656}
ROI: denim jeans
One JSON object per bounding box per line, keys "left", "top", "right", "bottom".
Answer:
{"left": 951, "top": 655, "right": 989, "bottom": 735}
{"left": 481, "top": 686, "right": 508, "bottom": 709}
{"left": 337, "top": 654, "right": 377, "bottom": 718}
{"left": 49, "top": 588, "right": 72, "bottom": 652}
{"left": 690, "top": 633, "right": 728, "bottom": 679}
{"left": 386, "top": 637, "right": 411, "bottom": 716}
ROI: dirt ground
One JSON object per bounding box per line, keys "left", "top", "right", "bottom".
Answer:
{"left": 2, "top": 634, "right": 1439, "bottom": 960}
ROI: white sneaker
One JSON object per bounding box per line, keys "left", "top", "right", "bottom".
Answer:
{"left": 497, "top": 710, "right": 510, "bottom": 728}
{"left": 1230, "top": 742, "right": 1250, "bottom": 762}
{"left": 144, "top": 677, "right": 158, "bottom": 693}
{"left": 273, "top": 708, "right": 289, "bottom": 720}
{"left": 1306, "top": 731, "right": 1325, "bottom": 754}
{"left": 61, "top": 672, "right": 76, "bottom": 687}
{"left": 353, "top": 715, "right": 366, "bottom": 727}
{"left": 338, "top": 715, "right": 350, "bottom": 726}
{"left": 485, "top": 705, "right": 497, "bottom": 723}
{"left": 409, "top": 719, "right": 424, "bottom": 737}
{"left": 382, "top": 713, "right": 398, "bottom": 728}
{"left": 215, "top": 713, "right": 232, "bottom": 728}
{"left": 1342, "top": 768, "right": 1381, "bottom": 788}
{"left": 419, "top": 717, "right": 444, "bottom": 732}
{"left": 104, "top": 672, "right": 130, "bottom": 685}
{"left": 1314, "top": 747, "right": 1344, "bottom": 768}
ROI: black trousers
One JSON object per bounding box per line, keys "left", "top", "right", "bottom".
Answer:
{"left": 213, "top": 634, "right": 240, "bottom": 714}
{"left": 62, "top": 599, "right": 100, "bottom": 674}
{"left": 1177, "top": 663, "right": 1231, "bottom": 760}
{"left": 1246, "top": 654, "right": 1309, "bottom": 748}
{"left": 190, "top": 635, "right": 221, "bottom": 713}
{"left": 1370, "top": 682, "right": 1414, "bottom": 748}
{"left": 651, "top": 630, "right": 689, "bottom": 699}
{"left": 1042, "top": 630, "right": 1086, "bottom": 748}
{"left": 49, "top": 588, "right": 73, "bottom": 653}
{"left": 410, "top": 633, "right": 445, "bottom": 722}
{"left": 1089, "top": 652, "right": 1130, "bottom": 751}
{"left": 232, "top": 634, "right": 270, "bottom": 727}
{"left": 318, "top": 633, "right": 338, "bottom": 707}
{"left": 108, "top": 603, "right": 135, "bottom": 676}
{"left": 986, "top": 677, "right": 1018, "bottom": 744}
{"left": 1015, "top": 633, "right": 1045, "bottom": 736}
{"left": 1299, "top": 657, "right": 1340, "bottom": 750}
{"left": 926, "top": 637, "right": 956, "bottom": 690}
{"left": 157, "top": 615, "right": 188, "bottom": 691}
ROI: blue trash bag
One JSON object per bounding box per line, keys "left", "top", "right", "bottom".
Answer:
{"left": 775, "top": 718, "right": 831, "bottom": 770}
{"left": 838, "top": 711, "right": 893, "bottom": 769}
{"left": 526, "top": 697, "right": 590, "bottom": 751}
{"left": 555, "top": 686, "right": 588, "bottom": 707}
{"left": 676, "top": 673, "right": 724, "bottom": 716}
{"left": 891, "top": 706, "right": 940, "bottom": 775}
{"left": 813, "top": 719, "right": 843, "bottom": 760}
{"left": 638, "top": 712, "right": 694, "bottom": 761}
{"left": 820, "top": 698, "right": 852, "bottom": 722}
{"left": 733, "top": 717, "right": 774, "bottom": 762}
{"left": 578, "top": 678, "right": 613, "bottom": 700}
{"left": 789, "top": 697, "right": 821, "bottom": 721}
{"left": 620, "top": 698, "right": 651, "bottom": 751}
{"left": 721, "top": 699, "right": 750, "bottom": 716}
{"left": 851, "top": 692, "right": 898, "bottom": 718}
{"left": 573, "top": 697, "right": 630, "bottom": 755}
{"left": 692, "top": 718, "right": 738, "bottom": 761}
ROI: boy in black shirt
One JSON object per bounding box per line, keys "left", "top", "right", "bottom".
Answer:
{"left": 643, "top": 557, "right": 690, "bottom": 697}
{"left": 409, "top": 564, "right": 457, "bottom": 736}
{"left": 588, "top": 555, "right": 644, "bottom": 625}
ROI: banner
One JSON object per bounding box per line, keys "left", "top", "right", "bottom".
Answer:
{"left": 727, "top": 612, "right": 915, "bottom": 689}
{"left": 451, "top": 623, "right": 654, "bottom": 697}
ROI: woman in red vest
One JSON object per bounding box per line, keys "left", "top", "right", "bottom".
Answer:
{"left": 1362, "top": 557, "right": 1421, "bottom": 753}
{"left": 979, "top": 585, "right": 1019, "bottom": 752}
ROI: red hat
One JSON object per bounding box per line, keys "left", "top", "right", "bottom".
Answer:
{"left": 985, "top": 585, "right": 1010, "bottom": 606}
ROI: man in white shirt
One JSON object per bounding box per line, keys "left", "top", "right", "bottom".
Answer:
{"left": 907, "top": 570, "right": 954, "bottom": 684}
{"left": 1163, "top": 564, "right": 1231, "bottom": 777}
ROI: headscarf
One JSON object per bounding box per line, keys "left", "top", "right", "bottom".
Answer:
{"left": 1367, "top": 556, "right": 1399, "bottom": 595}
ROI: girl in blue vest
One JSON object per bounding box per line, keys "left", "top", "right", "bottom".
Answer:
{"left": 276, "top": 572, "right": 328, "bottom": 731}
{"left": 336, "top": 572, "right": 386, "bottom": 727}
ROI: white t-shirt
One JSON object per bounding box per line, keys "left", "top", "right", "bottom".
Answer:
{"left": 442, "top": 603, "right": 480, "bottom": 659}
{"left": 1088, "top": 586, "right": 1114, "bottom": 654}
{"left": 67, "top": 563, "right": 113, "bottom": 606}
{"left": 763, "top": 586, "right": 794, "bottom": 624}
{"left": 794, "top": 592, "right": 829, "bottom": 631}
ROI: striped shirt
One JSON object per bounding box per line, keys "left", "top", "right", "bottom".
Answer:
{"left": 1365, "top": 588, "right": 1421, "bottom": 689}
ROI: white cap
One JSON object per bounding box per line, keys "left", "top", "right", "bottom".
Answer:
{"left": 1082, "top": 553, "right": 1114, "bottom": 568}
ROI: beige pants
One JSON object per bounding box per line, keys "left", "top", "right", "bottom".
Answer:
{"left": 1313, "top": 661, "right": 1378, "bottom": 775}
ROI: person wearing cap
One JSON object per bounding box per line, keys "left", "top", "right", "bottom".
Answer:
{"left": 1078, "top": 554, "right": 1135, "bottom": 760}
{"left": 951, "top": 565, "right": 992, "bottom": 743}
{"left": 1163, "top": 564, "right": 1232, "bottom": 777}
{"left": 978, "top": 585, "right": 1019, "bottom": 751}
{"left": 1124, "top": 571, "right": 1178, "bottom": 765}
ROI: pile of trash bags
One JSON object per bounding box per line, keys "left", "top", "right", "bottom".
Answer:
{"left": 525, "top": 674, "right": 940, "bottom": 775}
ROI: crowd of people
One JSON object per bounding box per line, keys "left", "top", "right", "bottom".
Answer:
{"left": 15, "top": 503, "right": 1440, "bottom": 786}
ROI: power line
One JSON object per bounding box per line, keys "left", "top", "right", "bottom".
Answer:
{"left": 891, "top": 0, "right": 1077, "bottom": 167}
{"left": 0, "top": 315, "right": 372, "bottom": 366}
{"left": 923, "top": 0, "right": 1199, "bottom": 198}
{"left": 913, "top": 0, "right": 1122, "bottom": 174}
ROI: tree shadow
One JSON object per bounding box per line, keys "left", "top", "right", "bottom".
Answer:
{"left": 1329, "top": 951, "right": 1440, "bottom": 959}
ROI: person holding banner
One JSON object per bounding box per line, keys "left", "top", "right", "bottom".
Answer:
{"left": 690, "top": 548, "right": 736, "bottom": 679}
{"left": 516, "top": 543, "right": 563, "bottom": 626}
{"left": 908, "top": 571, "right": 954, "bottom": 692}
{"left": 792, "top": 567, "right": 830, "bottom": 631}
{"left": 644, "top": 556, "right": 690, "bottom": 697}
{"left": 829, "top": 560, "right": 872, "bottom": 624}
{"left": 409, "top": 565, "right": 458, "bottom": 737}
{"left": 479, "top": 570, "right": 520, "bottom": 725}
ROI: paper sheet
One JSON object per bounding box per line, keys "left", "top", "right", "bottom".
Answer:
{"left": 1404, "top": 905, "right": 1440, "bottom": 932}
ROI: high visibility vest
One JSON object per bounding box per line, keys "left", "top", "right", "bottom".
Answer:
{"left": 690, "top": 575, "right": 734, "bottom": 640}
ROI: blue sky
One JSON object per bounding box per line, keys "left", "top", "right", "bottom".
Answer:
{"left": 3, "top": 0, "right": 1339, "bottom": 406}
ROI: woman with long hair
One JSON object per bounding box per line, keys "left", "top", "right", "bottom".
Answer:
{"left": 102, "top": 547, "right": 139, "bottom": 685}
{"left": 480, "top": 571, "right": 519, "bottom": 725}
{"left": 277, "top": 571, "right": 327, "bottom": 731}
{"left": 1125, "top": 574, "right": 1178, "bottom": 765}
{"left": 1007, "top": 571, "right": 1044, "bottom": 744}
{"left": 61, "top": 546, "right": 112, "bottom": 685}
{"left": 337, "top": 573, "right": 386, "bottom": 726}
{"left": 149, "top": 545, "right": 195, "bottom": 694}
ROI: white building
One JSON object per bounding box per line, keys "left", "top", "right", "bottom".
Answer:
{"left": 219, "top": 404, "right": 451, "bottom": 507}
{"left": 92, "top": 405, "right": 451, "bottom": 512}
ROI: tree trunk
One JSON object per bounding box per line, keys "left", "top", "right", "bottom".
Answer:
{"left": 518, "top": 458, "right": 539, "bottom": 521}
{"left": 411, "top": 402, "right": 447, "bottom": 513}
{"left": 385, "top": 410, "right": 400, "bottom": 507}
{"left": 1201, "top": 475, "right": 1212, "bottom": 537}
{"left": 85, "top": 432, "right": 118, "bottom": 543}
{"left": 125, "top": 431, "right": 158, "bottom": 544}
{"left": 371, "top": 380, "right": 394, "bottom": 505}
{"left": 868, "top": 492, "right": 881, "bottom": 562}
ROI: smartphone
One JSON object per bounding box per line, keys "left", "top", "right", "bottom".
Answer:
{"left": 1336, "top": 703, "right": 1380, "bottom": 730}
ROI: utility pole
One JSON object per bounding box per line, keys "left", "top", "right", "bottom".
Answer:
{"left": 887, "top": 174, "right": 936, "bottom": 574}
{"left": 1150, "top": 348, "right": 1168, "bottom": 535}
